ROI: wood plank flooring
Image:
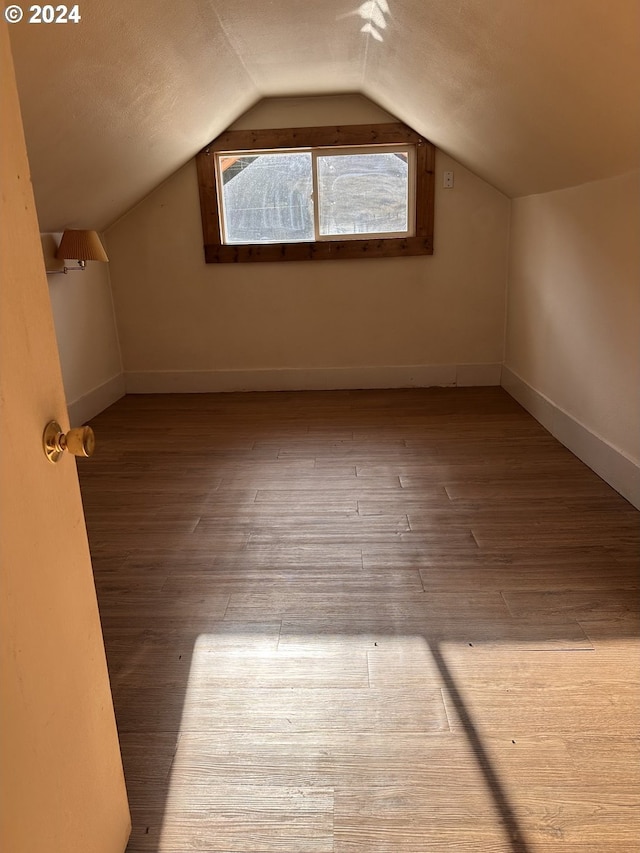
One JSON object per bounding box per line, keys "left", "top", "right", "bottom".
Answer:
{"left": 78, "top": 388, "right": 640, "bottom": 853}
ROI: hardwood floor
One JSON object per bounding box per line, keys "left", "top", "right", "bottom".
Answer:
{"left": 78, "top": 388, "right": 640, "bottom": 853}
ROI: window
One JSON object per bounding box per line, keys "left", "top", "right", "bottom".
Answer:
{"left": 196, "top": 123, "right": 435, "bottom": 263}
{"left": 217, "top": 146, "right": 414, "bottom": 244}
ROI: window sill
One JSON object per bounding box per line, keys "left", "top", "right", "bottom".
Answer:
{"left": 203, "top": 235, "right": 433, "bottom": 264}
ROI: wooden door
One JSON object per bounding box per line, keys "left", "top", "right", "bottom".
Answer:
{"left": 0, "top": 21, "right": 130, "bottom": 853}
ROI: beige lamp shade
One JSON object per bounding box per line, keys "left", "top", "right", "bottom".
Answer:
{"left": 56, "top": 230, "right": 109, "bottom": 262}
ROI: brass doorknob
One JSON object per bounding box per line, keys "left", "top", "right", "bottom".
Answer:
{"left": 43, "top": 421, "right": 95, "bottom": 463}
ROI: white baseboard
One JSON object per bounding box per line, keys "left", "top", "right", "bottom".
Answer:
{"left": 125, "top": 363, "right": 502, "bottom": 394}
{"left": 501, "top": 366, "right": 640, "bottom": 509}
{"left": 67, "top": 373, "right": 126, "bottom": 424}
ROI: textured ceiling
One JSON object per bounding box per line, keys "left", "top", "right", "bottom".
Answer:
{"left": 8, "top": 0, "right": 640, "bottom": 232}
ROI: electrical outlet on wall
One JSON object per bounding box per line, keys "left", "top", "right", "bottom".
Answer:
{"left": 443, "top": 171, "right": 454, "bottom": 188}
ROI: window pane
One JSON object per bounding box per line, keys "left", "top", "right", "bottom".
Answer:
{"left": 317, "top": 152, "right": 409, "bottom": 237}
{"left": 220, "top": 153, "right": 314, "bottom": 244}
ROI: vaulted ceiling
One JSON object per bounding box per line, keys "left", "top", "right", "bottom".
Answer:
{"left": 9, "top": 0, "right": 640, "bottom": 232}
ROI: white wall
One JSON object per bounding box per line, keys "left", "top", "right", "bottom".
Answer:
{"left": 105, "top": 95, "right": 510, "bottom": 392}
{"left": 42, "top": 234, "right": 124, "bottom": 423}
{"left": 504, "top": 171, "right": 640, "bottom": 507}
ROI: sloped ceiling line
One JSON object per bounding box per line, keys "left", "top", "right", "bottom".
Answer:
{"left": 208, "top": 0, "right": 262, "bottom": 90}
{"left": 9, "top": 0, "right": 640, "bottom": 233}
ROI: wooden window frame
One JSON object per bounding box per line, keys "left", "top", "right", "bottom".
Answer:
{"left": 196, "top": 122, "right": 435, "bottom": 264}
